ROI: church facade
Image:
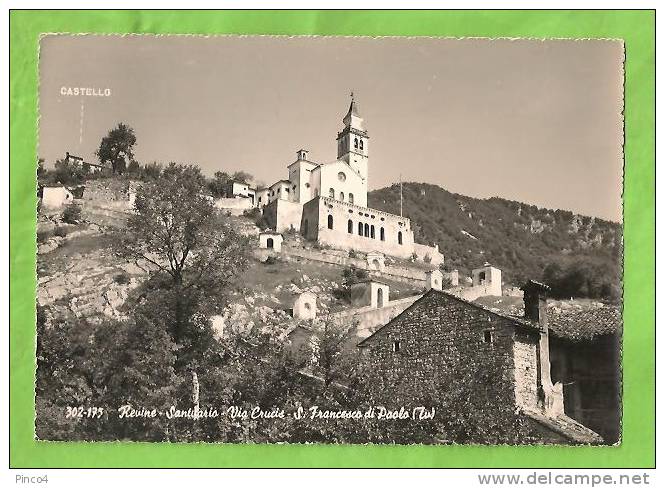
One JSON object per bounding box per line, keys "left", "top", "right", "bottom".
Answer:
{"left": 258, "top": 97, "right": 442, "bottom": 262}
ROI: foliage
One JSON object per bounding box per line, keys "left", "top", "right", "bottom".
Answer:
{"left": 207, "top": 171, "right": 255, "bottom": 198}
{"left": 368, "top": 182, "right": 622, "bottom": 298}
{"left": 53, "top": 226, "right": 69, "bottom": 238}
{"left": 38, "top": 158, "right": 89, "bottom": 186}
{"left": 96, "top": 123, "right": 137, "bottom": 175}
{"left": 141, "top": 161, "right": 162, "bottom": 180}
{"left": 118, "top": 163, "right": 251, "bottom": 362}
{"left": 542, "top": 257, "right": 621, "bottom": 302}
{"left": 113, "top": 272, "right": 130, "bottom": 284}
{"left": 341, "top": 265, "right": 368, "bottom": 286}
{"left": 62, "top": 204, "right": 82, "bottom": 224}
{"left": 37, "top": 230, "right": 52, "bottom": 243}
{"left": 243, "top": 207, "right": 270, "bottom": 229}
{"left": 126, "top": 159, "right": 141, "bottom": 175}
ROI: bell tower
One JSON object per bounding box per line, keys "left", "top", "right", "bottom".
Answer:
{"left": 337, "top": 92, "right": 369, "bottom": 182}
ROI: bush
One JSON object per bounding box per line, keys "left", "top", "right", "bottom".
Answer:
{"left": 411, "top": 252, "right": 419, "bottom": 262}
{"left": 348, "top": 249, "right": 358, "bottom": 258}
{"left": 341, "top": 266, "right": 368, "bottom": 286}
{"left": 114, "top": 272, "right": 130, "bottom": 284}
{"left": 53, "top": 226, "right": 69, "bottom": 238}
{"left": 332, "top": 287, "right": 352, "bottom": 303}
{"left": 62, "top": 204, "right": 81, "bottom": 224}
{"left": 37, "top": 230, "right": 52, "bottom": 244}
{"left": 423, "top": 254, "right": 432, "bottom": 264}
{"left": 263, "top": 255, "right": 278, "bottom": 265}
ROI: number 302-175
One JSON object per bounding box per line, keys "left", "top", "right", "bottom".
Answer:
{"left": 65, "top": 406, "right": 104, "bottom": 419}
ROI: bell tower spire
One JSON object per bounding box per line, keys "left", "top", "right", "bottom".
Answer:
{"left": 337, "top": 92, "right": 369, "bottom": 182}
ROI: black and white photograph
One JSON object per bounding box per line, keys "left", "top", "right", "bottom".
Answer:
{"left": 35, "top": 35, "right": 624, "bottom": 445}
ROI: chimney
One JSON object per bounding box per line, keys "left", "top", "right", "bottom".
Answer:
{"left": 520, "top": 280, "right": 563, "bottom": 415}
{"left": 521, "top": 280, "right": 550, "bottom": 324}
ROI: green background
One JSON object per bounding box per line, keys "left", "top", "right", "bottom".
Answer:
{"left": 9, "top": 10, "right": 655, "bottom": 468}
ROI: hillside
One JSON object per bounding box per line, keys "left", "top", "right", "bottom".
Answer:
{"left": 368, "top": 182, "right": 622, "bottom": 295}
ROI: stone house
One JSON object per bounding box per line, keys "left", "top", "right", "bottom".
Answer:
{"left": 356, "top": 280, "right": 613, "bottom": 444}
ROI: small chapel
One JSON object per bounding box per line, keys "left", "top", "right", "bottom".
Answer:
{"left": 252, "top": 95, "right": 443, "bottom": 262}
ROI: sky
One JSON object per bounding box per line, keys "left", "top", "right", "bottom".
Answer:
{"left": 39, "top": 35, "right": 624, "bottom": 222}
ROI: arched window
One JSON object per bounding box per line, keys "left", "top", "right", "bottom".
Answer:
{"left": 398, "top": 231, "right": 403, "bottom": 245}
{"left": 327, "top": 215, "right": 334, "bottom": 230}
{"left": 354, "top": 138, "right": 358, "bottom": 149}
{"left": 348, "top": 219, "right": 353, "bottom": 233}
{"left": 377, "top": 288, "right": 384, "bottom": 308}
{"left": 349, "top": 193, "right": 354, "bottom": 204}
{"left": 266, "top": 238, "right": 274, "bottom": 249}
{"left": 364, "top": 223, "right": 369, "bottom": 237}
{"left": 329, "top": 188, "right": 335, "bottom": 199}
{"left": 380, "top": 227, "right": 385, "bottom": 241}
{"left": 359, "top": 139, "right": 364, "bottom": 150}
{"left": 340, "top": 191, "right": 344, "bottom": 202}
{"left": 358, "top": 222, "right": 363, "bottom": 236}
{"left": 370, "top": 225, "right": 375, "bottom": 239}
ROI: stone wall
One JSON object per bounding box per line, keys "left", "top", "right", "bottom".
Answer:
{"left": 329, "top": 295, "right": 421, "bottom": 341}
{"left": 82, "top": 178, "right": 137, "bottom": 206}
{"left": 413, "top": 242, "right": 445, "bottom": 266}
{"left": 214, "top": 197, "right": 253, "bottom": 215}
{"left": 357, "top": 290, "right": 561, "bottom": 443}
{"left": 271, "top": 245, "right": 432, "bottom": 285}
{"left": 513, "top": 330, "right": 541, "bottom": 410}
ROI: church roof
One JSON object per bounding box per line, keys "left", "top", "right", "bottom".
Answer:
{"left": 345, "top": 98, "right": 360, "bottom": 118}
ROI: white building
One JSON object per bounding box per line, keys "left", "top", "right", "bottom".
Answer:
{"left": 255, "top": 95, "right": 443, "bottom": 262}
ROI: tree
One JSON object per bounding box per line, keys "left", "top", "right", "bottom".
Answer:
{"left": 119, "top": 163, "right": 251, "bottom": 361}
{"left": 208, "top": 171, "right": 231, "bottom": 198}
{"left": 231, "top": 171, "right": 254, "bottom": 184}
{"left": 126, "top": 159, "right": 141, "bottom": 175}
{"left": 310, "top": 318, "right": 354, "bottom": 388}
{"left": 96, "top": 123, "right": 137, "bottom": 175}
{"left": 37, "top": 158, "right": 46, "bottom": 178}
{"left": 141, "top": 161, "right": 162, "bottom": 180}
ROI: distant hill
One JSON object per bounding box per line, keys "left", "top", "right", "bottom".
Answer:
{"left": 368, "top": 182, "right": 622, "bottom": 298}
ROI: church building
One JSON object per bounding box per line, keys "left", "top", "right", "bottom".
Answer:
{"left": 259, "top": 96, "right": 442, "bottom": 262}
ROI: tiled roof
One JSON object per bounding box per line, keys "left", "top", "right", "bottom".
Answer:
{"left": 358, "top": 289, "right": 621, "bottom": 347}
{"left": 472, "top": 295, "right": 621, "bottom": 342}
{"left": 546, "top": 306, "right": 622, "bottom": 342}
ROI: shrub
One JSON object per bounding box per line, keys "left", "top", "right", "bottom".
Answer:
{"left": 114, "top": 272, "right": 130, "bottom": 284}
{"left": 332, "top": 287, "right": 352, "bottom": 303}
{"left": 37, "top": 230, "right": 52, "bottom": 244}
{"left": 263, "top": 255, "right": 278, "bottom": 265}
{"left": 53, "top": 226, "right": 69, "bottom": 238}
{"left": 411, "top": 252, "right": 419, "bottom": 262}
{"left": 348, "top": 249, "right": 358, "bottom": 258}
{"left": 341, "top": 266, "right": 368, "bottom": 286}
{"left": 423, "top": 254, "right": 432, "bottom": 264}
{"left": 62, "top": 204, "right": 81, "bottom": 224}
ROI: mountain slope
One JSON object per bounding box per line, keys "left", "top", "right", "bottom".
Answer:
{"left": 368, "top": 182, "right": 622, "bottom": 294}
